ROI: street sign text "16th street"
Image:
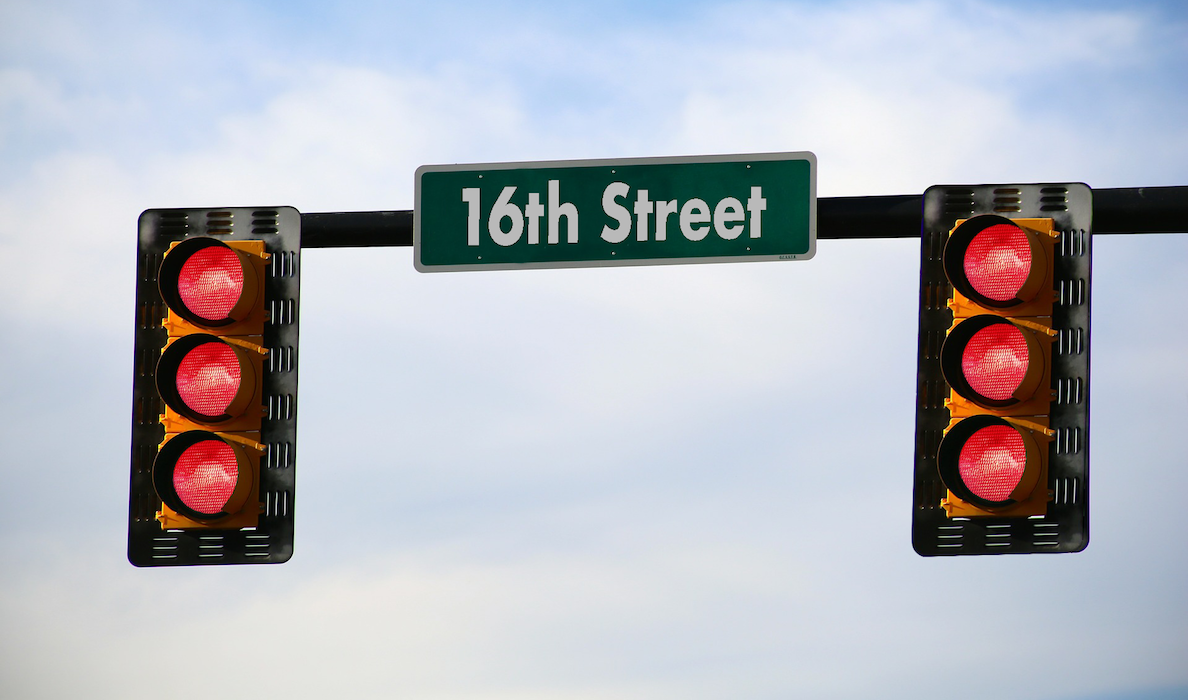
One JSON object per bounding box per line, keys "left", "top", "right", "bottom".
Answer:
{"left": 414, "top": 152, "right": 816, "bottom": 272}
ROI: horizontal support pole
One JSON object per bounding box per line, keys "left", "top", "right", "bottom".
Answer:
{"left": 1087, "top": 186, "right": 1188, "bottom": 236}
{"left": 300, "top": 210, "right": 413, "bottom": 248}
{"left": 300, "top": 186, "right": 1187, "bottom": 248}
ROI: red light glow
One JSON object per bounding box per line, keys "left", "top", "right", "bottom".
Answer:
{"left": 958, "top": 424, "right": 1026, "bottom": 502}
{"left": 963, "top": 224, "right": 1031, "bottom": 302}
{"left": 962, "top": 323, "right": 1029, "bottom": 401}
{"left": 175, "top": 342, "right": 241, "bottom": 417}
{"left": 177, "top": 247, "right": 243, "bottom": 321}
{"left": 173, "top": 440, "right": 239, "bottom": 515}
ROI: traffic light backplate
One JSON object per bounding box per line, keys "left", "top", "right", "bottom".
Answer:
{"left": 128, "top": 207, "right": 301, "bottom": 566}
{"left": 912, "top": 185, "right": 1091, "bottom": 556}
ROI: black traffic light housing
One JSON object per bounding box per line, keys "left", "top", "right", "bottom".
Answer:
{"left": 128, "top": 207, "right": 301, "bottom": 566}
{"left": 912, "top": 185, "right": 1091, "bottom": 555}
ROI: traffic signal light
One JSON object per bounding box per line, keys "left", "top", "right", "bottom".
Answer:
{"left": 912, "top": 185, "right": 1091, "bottom": 555}
{"left": 128, "top": 208, "right": 301, "bottom": 566}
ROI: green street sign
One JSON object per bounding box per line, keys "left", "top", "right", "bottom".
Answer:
{"left": 414, "top": 152, "right": 816, "bottom": 272}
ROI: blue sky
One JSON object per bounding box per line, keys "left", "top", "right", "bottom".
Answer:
{"left": 1, "top": 1, "right": 1187, "bottom": 699}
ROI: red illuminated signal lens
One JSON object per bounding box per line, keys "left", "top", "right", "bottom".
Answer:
{"left": 176, "top": 341, "right": 242, "bottom": 417}
{"left": 153, "top": 431, "right": 258, "bottom": 524}
{"left": 957, "top": 424, "right": 1027, "bottom": 503}
{"left": 177, "top": 246, "right": 244, "bottom": 321}
{"left": 940, "top": 315, "right": 1045, "bottom": 409}
{"left": 936, "top": 415, "right": 1043, "bottom": 511}
{"left": 172, "top": 439, "right": 240, "bottom": 515}
{"left": 156, "top": 335, "right": 256, "bottom": 424}
{"left": 158, "top": 238, "right": 259, "bottom": 328}
{"left": 943, "top": 215, "right": 1048, "bottom": 309}
{"left": 963, "top": 224, "right": 1032, "bottom": 303}
{"left": 961, "top": 323, "right": 1029, "bottom": 401}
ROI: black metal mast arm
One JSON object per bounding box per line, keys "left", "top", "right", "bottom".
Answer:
{"left": 298, "top": 186, "right": 1188, "bottom": 248}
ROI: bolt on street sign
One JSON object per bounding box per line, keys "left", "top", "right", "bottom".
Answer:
{"left": 414, "top": 152, "right": 816, "bottom": 272}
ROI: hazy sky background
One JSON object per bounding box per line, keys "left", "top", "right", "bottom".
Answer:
{"left": 2, "top": 1, "right": 1187, "bottom": 698}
